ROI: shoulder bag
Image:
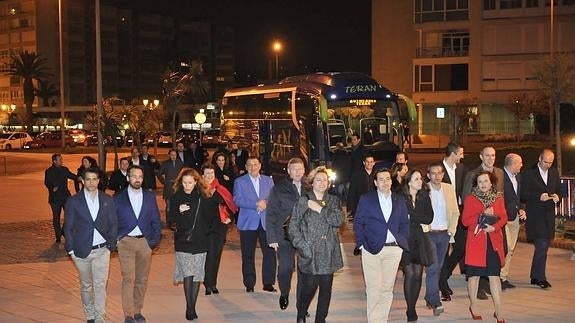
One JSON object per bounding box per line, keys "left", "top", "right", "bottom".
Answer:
{"left": 174, "top": 197, "right": 201, "bottom": 242}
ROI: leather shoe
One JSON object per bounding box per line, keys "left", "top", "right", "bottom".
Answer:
{"left": 530, "top": 278, "right": 540, "bottom": 285}
{"left": 501, "top": 280, "right": 516, "bottom": 290}
{"left": 133, "top": 313, "right": 146, "bottom": 323}
{"left": 440, "top": 290, "right": 451, "bottom": 302}
{"left": 477, "top": 289, "right": 488, "bottom": 300}
{"left": 87, "top": 320, "right": 95, "bottom": 323}
{"left": 263, "top": 284, "right": 277, "bottom": 292}
{"left": 205, "top": 287, "right": 212, "bottom": 295}
{"left": 212, "top": 287, "right": 219, "bottom": 294}
{"left": 124, "top": 316, "right": 136, "bottom": 323}
{"left": 538, "top": 280, "right": 552, "bottom": 289}
{"left": 279, "top": 295, "right": 289, "bottom": 310}
{"left": 246, "top": 287, "right": 254, "bottom": 293}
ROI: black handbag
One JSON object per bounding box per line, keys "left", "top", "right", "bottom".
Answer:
{"left": 174, "top": 198, "right": 201, "bottom": 242}
{"left": 478, "top": 213, "right": 499, "bottom": 229}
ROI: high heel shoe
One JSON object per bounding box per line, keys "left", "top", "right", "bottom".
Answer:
{"left": 494, "top": 312, "right": 505, "bottom": 323}
{"left": 469, "top": 306, "right": 482, "bottom": 320}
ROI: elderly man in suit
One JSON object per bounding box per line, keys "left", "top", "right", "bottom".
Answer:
{"left": 115, "top": 165, "right": 162, "bottom": 323}
{"left": 424, "top": 162, "right": 460, "bottom": 316}
{"left": 64, "top": 166, "right": 118, "bottom": 323}
{"left": 157, "top": 149, "right": 184, "bottom": 227}
{"left": 521, "top": 149, "right": 561, "bottom": 289}
{"left": 233, "top": 156, "right": 277, "bottom": 293}
{"left": 500, "top": 153, "right": 526, "bottom": 290}
{"left": 438, "top": 142, "right": 466, "bottom": 301}
{"left": 354, "top": 168, "right": 409, "bottom": 323}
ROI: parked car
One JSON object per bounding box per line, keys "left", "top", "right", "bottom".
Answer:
{"left": 202, "top": 129, "right": 221, "bottom": 147}
{"left": 84, "top": 131, "right": 124, "bottom": 147}
{"left": 0, "top": 131, "right": 33, "bottom": 150}
{"left": 24, "top": 131, "right": 76, "bottom": 149}
{"left": 176, "top": 129, "right": 200, "bottom": 145}
{"left": 157, "top": 131, "right": 173, "bottom": 146}
{"left": 68, "top": 129, "right": 87, "bottom": 145}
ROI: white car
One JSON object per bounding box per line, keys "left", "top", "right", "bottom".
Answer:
{"left": 0, "top": 131, "right": 33, "bottom": 150}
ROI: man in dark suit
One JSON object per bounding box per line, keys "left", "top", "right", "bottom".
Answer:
{"left": 233, "top": 156, "right": 277, "bottom": 293}
{"left": 354, "top": 168, "right": 409, "bottom": 322}
{"left": 176, "top": 141, "right": 186, "bottom": 164}
{"left": 64, "top": 166, "right": 118, "bottom": 323}
{"left": 521, "top": 149, "right": 561, "bottom": 289}
{"left": 139, "top": 144, "right": 159, "bottom": 191}
{"left": 232, "top": 141, "right": 249, "bottom": 175}
{"left": 108, "top": 157, "right": 130, "bottom": 195}
{"left": 438, "top": 142, "right": 466, "bottom": 300}
{"left": 44, "top": 153, "right": 77, "bottom": 243}
{"left": 501, "top": 153, "right": 526, "bottom": 290}
{"left": 185, "top": 141, "right": 206, "bottom": 171}
{"left": 157, "top": 149, "right": 184, "bottom": 226}
{"left": 115, "top": 165, "right": 162, "bottom": 322}
{"left": 347, "top": 154, "right": 376, "bottom": 221}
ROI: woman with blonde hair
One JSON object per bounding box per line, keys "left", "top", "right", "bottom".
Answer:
{"left": 170, "top": 167, "right": 217, "bottom": 321}
{"left": 288, "top": 166, "right": 344, "bottom": 323}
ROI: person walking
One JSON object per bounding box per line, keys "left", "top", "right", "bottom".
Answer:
{"left": 233, "top": 156, "right": 277, "bottom": 293}
{"left": 353, "top": 168, "right": 409, "bottom": 323}
{"left": 500, "top": 153, "right": 526, "bottom": 289}
{"left": 201, "top": 164, "right": 236, "bottom": 295}
{"left": 75, "top": 156, "right": 108, "bottom": 193}
{"left": 288, "top": 166, "right": 343, "bottom": 323}
{"left": 266, "top": 157, "right": 306, "bottom": 310}
{"left": 424, "top": 163, "right": 459, "bottom": 316}
{"left": 44, "top": 153, "right": 77, "bottom": 243}
{"left": 158, "top": 149, "right": 184, "bottom": 227}
{"left": 114, "top": 165, "right": 162, "bottom": 323}
{"left": 521, "top": 149, "right": 561, "bottom": 289}
{"left": 347, "top": 154, "right": 376, "bottom": 220}
{"left": 108, "top": 157, "right": 130, "bottom": 195}
{"left": 463, "top": 171, "right": 507, "bottom": 323}
{"left": 400, "top": 169, "right": 434, "bottom": 322}
{"left": 170, "top": 167, "right": 217, "bottom": 320}
{"left": 64, "top": 166, "right": 118, "bottom": 323}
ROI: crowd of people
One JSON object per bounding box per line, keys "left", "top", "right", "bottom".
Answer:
{"left": 43, "top": 136, "right": 562, "bottom": 323}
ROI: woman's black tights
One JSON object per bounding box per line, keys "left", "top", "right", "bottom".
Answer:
{"left": 403, "top": 262, "right": 423, "bottom": 321}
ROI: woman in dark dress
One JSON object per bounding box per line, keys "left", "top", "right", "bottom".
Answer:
{"left": 170, "top": 167, "right": 217, "bottom": 321}
{"left": 400, "top": 169, "right": 434, "bottom": 322}
{"left": 213, "top": 152, "right": 235, "bottom": 194}
{"left": 462, "top": 171, "right": 507, "bottom": 323}
{"left": 201, "top": 163, "right": 237, "bottom": 296}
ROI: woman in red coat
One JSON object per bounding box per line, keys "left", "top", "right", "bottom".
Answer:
{"left": 462, "top": 171, "right": 507, "bottom": 323}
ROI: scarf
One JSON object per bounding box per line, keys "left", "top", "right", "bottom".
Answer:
{"left": 210, "top": 178, "right": 238, "bottom": 223}
{"left": 471, "top": 186, "right": 502, "bottom": 208}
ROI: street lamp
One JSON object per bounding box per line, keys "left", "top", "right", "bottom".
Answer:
{"left": 195, "top": 109, "right": 206, "bottom": 146}
{"left": 272, "top": 40, "right": 282, "bottom": 80}
{"left": 142, "top": 98, "right": 160, "bottom": 154}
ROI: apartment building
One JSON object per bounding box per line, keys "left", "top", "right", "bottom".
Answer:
{"left": 0, "top": 0, "right": 234, "bottom": 127}
{"left": 372, "top": 0, "right": 575, "bottom": 137}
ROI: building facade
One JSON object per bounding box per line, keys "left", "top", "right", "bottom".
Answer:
{"left": 0, "top": 0, "right": 234, "bottom": 129}
{"left": 372, "top": 0, "right": 575, "bottom": 138}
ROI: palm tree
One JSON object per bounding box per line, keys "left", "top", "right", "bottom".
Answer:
{"left": 35, "top": 79, "right": 60, "bottom": 107}
{"left": 162, "top": 60, "right": 210, "bottom": 147}
{"left": 2, "top": 51, "right": 52, "bottom": 131}
{"left": 85, "top": 97, "right": 125, "bottom": 171}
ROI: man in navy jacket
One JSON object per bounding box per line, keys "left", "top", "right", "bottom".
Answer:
{"left": 64, "top": 167, "right": 118, "bottom": 323}
{"left": 115, "top": 165, "right": 161, "bottom": 323}
{"left": 354, "top": 168, "right": 409, "bottom": 323}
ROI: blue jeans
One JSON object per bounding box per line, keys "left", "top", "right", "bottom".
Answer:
{"left": 425, "top": 231, "right": 450, "bottom": 307}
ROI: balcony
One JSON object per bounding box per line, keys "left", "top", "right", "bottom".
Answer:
{"left": 416, "top": 47, "right": 468, "bottom": 58}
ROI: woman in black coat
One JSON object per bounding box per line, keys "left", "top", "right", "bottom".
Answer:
{"left": 400, "top": 169, "right": 434, "bottom": 322}
{"left": 170, "top": 167, "right": 217, "bottom": 321}
{"left": 213, "top": 152, "right": 235, "bottom": 194}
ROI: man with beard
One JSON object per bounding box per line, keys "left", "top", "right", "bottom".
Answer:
{"left": 114, "top": 165, "right": 162, "bottom": 323}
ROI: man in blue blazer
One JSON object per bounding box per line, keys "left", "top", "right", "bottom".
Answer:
{"left": 64, "top": 167, "right": 118, "bottom": 323}
{"left": 354, "top": 168, "right": 409, "bottom": 323}
{"left": 115, "top": 165, "right": 162, "bottom": 323}
{"left": 233, "top": 156, "right": 277, "bottom": 293}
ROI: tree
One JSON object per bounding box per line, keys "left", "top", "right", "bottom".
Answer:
{"left": 121, "top": 99, "right": 161, "bottom": 149}
{"left": 504, "top": 92, "right": 548, "bottom": 141}
{"left": 534, "top": 52, "right": 575, "bottom": 175}
{"left": 162, "top": 60, "right": 210, "bottom": 147}
{"left": 34, "top": 79, "right": 60, "bottom": 107}
{"left": 2, "top": 51, "right": 52, "bottom": 131}
{"left": 85, "top": 97, "right": 125, "bottom": 172}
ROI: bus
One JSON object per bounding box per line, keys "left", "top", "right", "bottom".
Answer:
{"left": 220, "top": 72, "right": 409, "bottom": 176}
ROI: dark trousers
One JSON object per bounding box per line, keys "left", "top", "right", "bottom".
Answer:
{"left": 277, "top": 239, "right": 297, "bottom": 296}
{"left": 50, "top": 201, "right": 65, "bottom": 240}
{"left": 204, "top": 232, "right": 226, "bottom": 289}
{"left": 439, "top": 224, "right": 467, "bottom": 292}
{"left": 531, "top": 238, "right": 551, "bottom": 281}
{"left": 297, "top": 271, "right": 334, "bottom": 323}
{"left": 239, "top": 223, "right": 277, "bottom": 288}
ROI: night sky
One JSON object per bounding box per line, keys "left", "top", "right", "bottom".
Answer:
{"left": 107, "top": 0, "right": 372, "bottom": 83}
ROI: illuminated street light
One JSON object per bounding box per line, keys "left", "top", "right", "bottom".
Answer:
{"left": 272, "top": 40, "right": 282, "bottom": 80}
